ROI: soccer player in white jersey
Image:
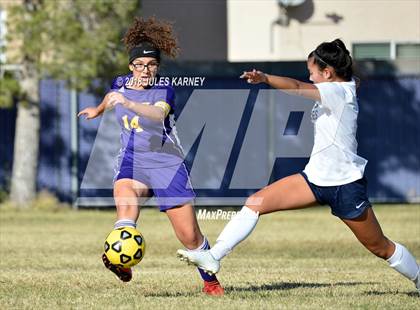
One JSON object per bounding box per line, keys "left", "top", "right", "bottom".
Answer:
{"left": 177, "top": 39, "right": 420, "bottom": 294}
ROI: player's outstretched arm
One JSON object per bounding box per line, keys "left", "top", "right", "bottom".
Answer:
{"left": 108, "top": 92, "right": 166, "bottom": 122}
{"left": 77, "top": 93, "right": 114, "bottom": 120}
{"left": 240, "top": 69, "right": 321, "bottom": 101}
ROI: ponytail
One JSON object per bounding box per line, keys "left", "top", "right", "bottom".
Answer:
{"left": 308, "top": 39, "right": 353, "bottom": 81}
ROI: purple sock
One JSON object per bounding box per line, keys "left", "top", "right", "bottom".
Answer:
{"left": 196, "top": 238, "right": 217, "bottom": 282}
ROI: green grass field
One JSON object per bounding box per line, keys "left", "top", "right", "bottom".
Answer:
{"left": 0, "top": 205, "right": 419, "bottom": 309}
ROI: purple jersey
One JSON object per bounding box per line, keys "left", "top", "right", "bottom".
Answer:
{"left": 110, "top": 74, "right": 184, "bottom": 168}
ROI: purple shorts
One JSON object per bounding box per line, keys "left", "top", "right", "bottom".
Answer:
{"left": 114, "top": 157, "right": 196, "bottom": 212}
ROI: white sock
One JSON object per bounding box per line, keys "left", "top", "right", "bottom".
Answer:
{"left": 114, "top": 219, "right": 136, "bottom": 229}
{"left": 387, "top": 242, "right": 420, "bottom": 281}
{"left": 209, "top": 206, "right": 259, "bottom": 260}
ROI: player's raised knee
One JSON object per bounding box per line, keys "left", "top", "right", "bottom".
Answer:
{"left": 245, "top": 194, "right": 264, "bottom": 213}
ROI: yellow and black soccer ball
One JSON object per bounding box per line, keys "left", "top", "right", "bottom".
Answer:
{"left": 104, "top": 227, "right": 146, "bottom": 268}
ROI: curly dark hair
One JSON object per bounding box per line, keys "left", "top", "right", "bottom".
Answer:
{"left": 123, "top": 17, "right": 179, "bottom": 58}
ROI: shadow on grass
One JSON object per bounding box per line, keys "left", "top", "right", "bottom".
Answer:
{"left": 143, "top": 291, "right": 196, "bottom": 298}
{"left": 364, "top": 290, "right": 420, "bottom": 297}
{"left": 226, "top": 281, "right": 379, "bottom": 292}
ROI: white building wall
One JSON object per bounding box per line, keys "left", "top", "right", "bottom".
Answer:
{"left": 228, "top": 0, "right": 420, "bottom": 61}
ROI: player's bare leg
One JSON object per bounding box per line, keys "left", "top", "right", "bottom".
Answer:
{"left": 245, "top": 173, "right": 317, "bottom": 214}
{"left": 168, "top": 203, "right": 224, "bottom": 296}
{"left": 177, "top": 174, "right": 317, "bottom": 274}
{"left": 342, "top": 208, "right": 420, "bottom": 294}
{"left": 166, "top": 203, "right": 203, "bottom": 249}
{"left": 103, "top": 179, "right": 149, "bottom": 282}
{"left": 341, "top": 208, "right": 394, "bottom": 258}
{"left": 114, "top": 178, "right": 149, "bottom": 222}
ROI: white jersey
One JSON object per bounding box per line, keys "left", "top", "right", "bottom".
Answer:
{"left": 303, "top": 79, "right": 368, "bottom": 186}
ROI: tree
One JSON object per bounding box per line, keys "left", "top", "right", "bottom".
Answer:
{"left": 3, "top": 0, "right": 139, "bottom": 206}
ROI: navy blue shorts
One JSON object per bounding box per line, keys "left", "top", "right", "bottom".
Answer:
{"left": 114, "top": 158, "right": 196, "bottom": 212}
{"left": 300, "top": 172, "right": 371, "bottom": 220}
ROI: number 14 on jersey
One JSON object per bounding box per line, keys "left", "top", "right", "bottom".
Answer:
{"left": 122, "top": 115, "right": 143, "bottom": 132}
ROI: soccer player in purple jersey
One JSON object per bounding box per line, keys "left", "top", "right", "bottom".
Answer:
{"left": 78, "top": 17, "right": 224, "bottom": 296}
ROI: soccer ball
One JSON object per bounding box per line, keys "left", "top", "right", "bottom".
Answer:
{"left": 104, "top": 227, "right": 146, "bottom": 268}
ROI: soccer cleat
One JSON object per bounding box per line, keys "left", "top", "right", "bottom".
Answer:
{"left": 203, "top": 280, "right": 224, "bottom": 296}
{"left": 102, "top": 253, "right": 132, "bottom": 282}
{"left": 177, "top": 249, "right": 220, "bottom": 275}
